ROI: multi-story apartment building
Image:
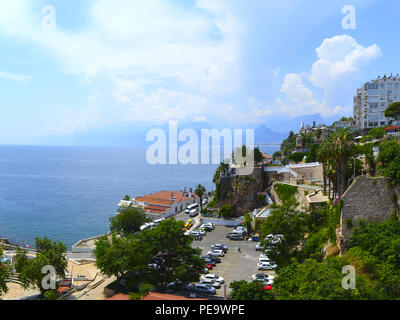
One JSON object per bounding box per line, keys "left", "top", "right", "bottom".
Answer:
{"left": 354, "top": 74, "right": 400, "bottom": 129}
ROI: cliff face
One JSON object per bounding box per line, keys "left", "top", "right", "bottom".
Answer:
{"left": 339, "top": 176, "right": 400, "bottom": 253}
{"left": 216, "top": 167, "right": 266, "bottom": 217}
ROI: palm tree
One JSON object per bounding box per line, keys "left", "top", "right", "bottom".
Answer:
{"left": 195, "top": 184, "right": 206, "bottom": 213}
{"left": 327, "top": 130, "right": 355, "bottom": 195}
{"left": 317, "top": 141, "right": 330, "bottom": 193}
{"left": 243, "top": 213, "right": 253, "bottom": 236}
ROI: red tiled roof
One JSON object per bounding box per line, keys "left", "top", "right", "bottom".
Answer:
{"left": 262, "top": 153, "right": 273, "bottom": 159}
{"left": 136, "top": 191, "right": 198, "bottom": 207}
{"left": 144, "top": 205, "right": 169, "bottom": 214}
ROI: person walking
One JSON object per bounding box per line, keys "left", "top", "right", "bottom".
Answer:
{"left": 238, "top": 247, "right": 241, "bottom": 253}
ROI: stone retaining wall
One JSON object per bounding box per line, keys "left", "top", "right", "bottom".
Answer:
{"left": 340, "top": 176, "right": 400, "bottom": 252}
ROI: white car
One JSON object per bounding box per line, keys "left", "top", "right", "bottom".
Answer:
{"left": 257, "top": 261, "right": 277, "bottom": 270}
{"left": 201, "top": 274, "right": 225, "bottom": 284}
{"left": 195, "top": 229, "right": 206, "bottom": 236}
{"left": 251, "top": 273, "right": 275, "bottom": 282}
{"left": 199, "top": 279, "right": 221, "bottom": 288}
{"left": 201, "top": 223, "right": 215, "bottom": 230}
{"left": 255, "top": 242, "right": 264, "bottom": 251}
{"left": 235, "top": 226, "right": 246, "bottom": 232}
{"left": 266, "top": 234, "right": 284, "bottom": 245}
{"left": 259, "top": 253, "right": 269, "bottom": 260}
{"left": 207, "top": 249, "right": 225, "bottom": 257}
{"left": 140, "top": 223, "right": 152, "bottom": 231}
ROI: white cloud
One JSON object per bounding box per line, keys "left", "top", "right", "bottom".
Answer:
{"left": 0, "top": 70, "right": 31, "bottom": 82}
{"left": 0, "top": 0, "right": 242, "bottom": 90}
{"left": 310, "top": 34, "right": 382, "bottom": 88}
{"left": 112, "top": 78, "right": 215, "bottom": 124}
{"left": 278, "top": 73, "right": 344, "bottom": 117}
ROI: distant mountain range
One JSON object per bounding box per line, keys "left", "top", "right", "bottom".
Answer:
{"left": 39, "top": 113, "right": 341, "bottom": 147}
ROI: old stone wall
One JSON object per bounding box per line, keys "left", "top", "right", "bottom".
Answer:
{"left": 340, "top": 176, "right": 400, "bottom": 252}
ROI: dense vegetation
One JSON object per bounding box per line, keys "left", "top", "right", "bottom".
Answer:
{"left": 110, "top": 207, "right": 151, "bottom": 236}
{"left": 14, "top": 237, "right": 67, "bottom": 299}
{"left": 0, "top": 248, "right": 12, "bottom": 297}
{"left": 94, "top": 216, "right": 204, "bottom": 293}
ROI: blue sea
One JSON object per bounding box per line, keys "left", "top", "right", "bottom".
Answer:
{"left": 0, "top": 145, "right": 279, "bottom": 249}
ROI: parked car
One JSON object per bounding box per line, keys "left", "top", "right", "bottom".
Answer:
{"left": 140, "top": 223, "right": 152, "bottom": 231}
{"left": 201, "top": 274, "right": 225, "bottom": 284}
{"left": 262, "top": 284, "right": 273, "bottom": 291}
{"left": 259, "top": 253, "right": 269, "bottom": 260}
{"left": 202, "top": 223, "right": 215, "bottom": 230}
{"left": 184, "top": 219, "right": 193, "bottom": 230}
{"left": 203, "top": 267, "right": 209, "bottom": 274}
{"left": 255, "top": 242, "right": 264, "bottom": 251}
{"left": 203, "top": 258, "right": 217, "bottom": 266}
{"left": 199, "top": 279, "right": 221, "bottom": 289}
{"left": 167, "top": 281, "right": 186, "bottom": 291}
{"left": 235, "top": 226, "right": 247, "bottom": 233}
{"left": 228, "top": 233, "right": 244, "bottom": 241}
{"left": 195, "top": 229, "right": 206, "bottom": 236}
{"left": 199, "top": 224, "right": 213, "bottom": 232}
{"left": 265, "top": 234, "right": 284, "bottom": 245}
{"left": 205, "top": 263, "right": 213, "bottom": 270}
{"left": 207, "top": 249, "right": 225, "bottom": 257}
{"left": 202, "top": 198, "right": 208, "bottom": 205}
{"left": 251, "top": 273, "right": 275, "bottom": 284}
{"left": 185, "top": 283, "right": 216, "bottom": 295}
{"left": 211, "top": 244, "right": 228, "bottom": 252}
{"left": 257, "top": 261, "right": 277, "bottom": 270}
{"left": 189, "top": 209, "right": 199, "bottom": 217}
{"left": 202, "top": 255, "right": 221, "bottom": 263}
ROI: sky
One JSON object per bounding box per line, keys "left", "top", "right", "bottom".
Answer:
{"left": 0, "top": 0, "right": 398, "bottom": 145}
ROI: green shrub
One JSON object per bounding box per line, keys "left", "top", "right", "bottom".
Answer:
{"left": 220, "top": 204, "right": 234, "bottom": 219}
{"left": 274, "top": 183, "right": 298, "bottom": 206}
{"left": 344, "top": 218, "right": 353, "bottom": 230}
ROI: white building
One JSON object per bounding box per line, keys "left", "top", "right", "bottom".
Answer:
{"left": 354, "top": 74, "right": 400, "bottom": 129}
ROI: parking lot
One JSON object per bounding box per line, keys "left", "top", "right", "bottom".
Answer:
{"left": 191, "top": 225, "right": 276, "bottom": 297}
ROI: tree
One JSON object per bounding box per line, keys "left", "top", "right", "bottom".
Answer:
{"left": 213, "top": 162, "right": 230, "bottom": 184}
{"left": 253, "top": 147, "right": 263, "bottom": 163}
{"left": 385, "top": 102, "right": 400, "bottom": 128}
{"left": 229, "top": 280, "right": 273, "bottom": 300}
{"left": 325, "top": 130, "right": 355, "bottom": 195}
{"left": 368, "top": 127, "right": 385, "bottom": 139}
{"left": 14, "top": 237, "right": 67, "bottom": 295}
{"left": 272, "top": 151, "right": 281, "bottom": 161}
{"left": 220, "top": 204, "right": 234, "bottom": 219}
{"left": 306, "top": 143, "right": 320, "bottom": 163}
{"left": 273, "top": 257, "right": 376, "bottom": 300}
{"left": 259, "top": 205, "right": 309, "bottom": 269}
{"left": 243, "top": 213, "right": 253, "bottom": 236}
{"left": 377, "top": 139, "right": 400, "bottom": 185}
{"left": 94, "top": 234, "right": 140, "bottom": 279}
{"left": 288, "top": 152, "right": 306, "bottom": 164}
{"left": 195, "top": 184, "right": 206, "bottom": 213}
{"left": 109, "top": 207, "right": 151, "bottom": 236}
{"left": 94, "top": 219, "right": 204, "bottom": 292}
{"left": 0, "top": 248, "right": 12, "bottom": 296}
